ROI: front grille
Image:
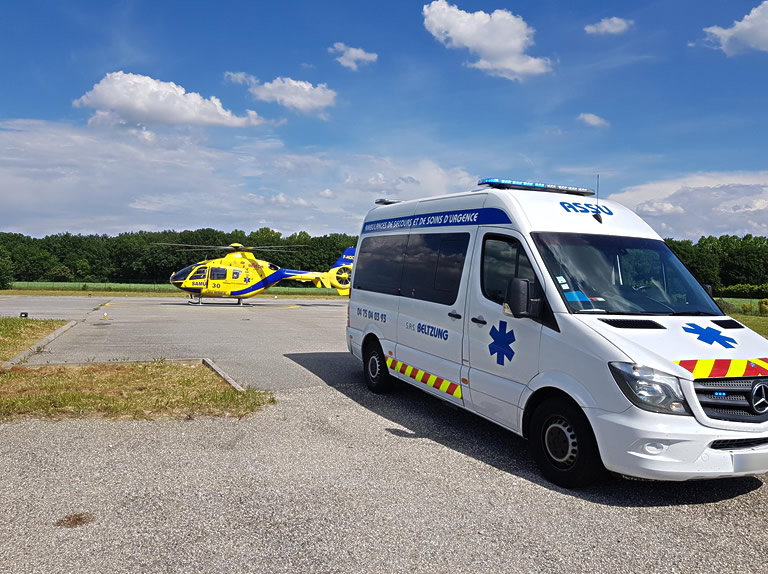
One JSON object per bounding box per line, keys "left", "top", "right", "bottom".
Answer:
{"left": 694, "top": 378, "right": 768, "bottom": 423}
{"left": 711, "top": 437, "right": 768, "bottom": 450}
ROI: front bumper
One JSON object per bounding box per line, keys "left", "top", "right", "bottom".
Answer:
{"left": 589, "top": 407, "right": 768, "bottom": 481}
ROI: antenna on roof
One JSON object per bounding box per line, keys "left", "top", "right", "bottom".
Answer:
{"left": 593, "top": 174, "right": 603, "bottom": 224}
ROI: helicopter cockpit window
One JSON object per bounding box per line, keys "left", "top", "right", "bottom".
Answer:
{"left": 211, "top": 268, "right": 227, "bottom": 281}
{"left": 171, "top": 264, "right": 197, "bottom": 282}
{"left": 232, "top": 270, "right": 241, "bottom": 280}
{"left": 189, "top": 266, "right": 207, "bottom": 281}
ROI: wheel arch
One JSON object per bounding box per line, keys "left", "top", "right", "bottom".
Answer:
{"left": 521, "top": 387, "right": 583, "bottom": 439}
{"left": 362, "top": 332, "right": 382, "bottom": 354}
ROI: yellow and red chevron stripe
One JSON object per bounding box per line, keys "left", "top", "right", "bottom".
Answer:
{"left": 385, "top": 357, "right": 462, "bottom": 399}
{"left": 675, "top": 358, "right": 768, "bottom": 379}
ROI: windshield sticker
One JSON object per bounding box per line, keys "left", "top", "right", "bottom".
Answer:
{"left": 682, "top": 323, "right": 738, "bottom": 349}
{"left": 565, "top": 290, "right": 590, "bottom": 302}
{"left": 556, "top": 276, "right": 567, "bottom": 284}
{"left": 560, "top": 283, "right": 570, "bottom": 290}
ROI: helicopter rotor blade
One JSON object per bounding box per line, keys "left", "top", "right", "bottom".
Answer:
{"left": 239, "top": 245, "right": 309, "bottom": 251}
{"left": 154, "top": 243, "right": 309, "bottom": 252}
{"left": 154, "top": 243, "right": 232, "bottom": 250}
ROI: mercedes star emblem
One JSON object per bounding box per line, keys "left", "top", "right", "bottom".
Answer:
{"left": 750, "top": 382, "right": 768, "bottom": 415}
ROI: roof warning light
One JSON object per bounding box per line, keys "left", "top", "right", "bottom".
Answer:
{"left": 478, "top": 178, "right": 595, "bottom": 197}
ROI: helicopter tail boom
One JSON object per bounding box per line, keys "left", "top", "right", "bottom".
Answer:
{"left": 282, "top": 247, "right": 355, "bottom": 295}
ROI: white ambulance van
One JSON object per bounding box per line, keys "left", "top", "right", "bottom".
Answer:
{"left": 346, "top": 178, "right": 768, "bottom": 487}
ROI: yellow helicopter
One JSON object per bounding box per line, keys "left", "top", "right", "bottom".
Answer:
{"left": 160, "top": 243, "right": 355, "bottom": 304}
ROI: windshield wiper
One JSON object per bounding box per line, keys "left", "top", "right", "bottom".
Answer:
{"left": 669, "top": 311, "right": 720, "bottom": 316}
{"left": 574, "top": 311, "right": 663, "bottom": 316}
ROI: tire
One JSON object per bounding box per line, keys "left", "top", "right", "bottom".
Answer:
{"left": 529, "top": 397, "right": 606, "bottom": 488}
{"left": 363, "top": 340, "right": 393, "bottom": 394}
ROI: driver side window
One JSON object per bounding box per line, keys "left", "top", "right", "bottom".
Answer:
{"left": 189, "top": 266, "right": 207, "bottom": 281}
{"left": 482, "top": 235, "right": 536, "bottom": 305}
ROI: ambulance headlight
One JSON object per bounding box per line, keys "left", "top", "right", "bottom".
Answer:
{"left": 609, "top": 363, "right": 691, "bottom": 416}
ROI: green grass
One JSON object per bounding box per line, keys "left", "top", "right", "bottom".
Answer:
{"left": 4, "top": 283, "right": 344, "bottom": 298}
{"left": 0, "top": 361, "right": 275, "bottom": 421}
{"left": 0, "top": 317, "right": 67, "bottom": 362}
{"left": 721, "top": 298, "right": 762, "bottom": 307}
{"left": 731, "top": 314, "right": 768, "bottom": 339}
{"left": 12, "top": 281, "right": 177, "bottom": 292}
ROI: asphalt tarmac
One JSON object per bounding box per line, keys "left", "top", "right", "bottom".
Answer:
{"left": 1, "top": 295, "right": 767, "bottom": 573}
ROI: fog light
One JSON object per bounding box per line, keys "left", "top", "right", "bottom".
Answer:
{"left": 643, "top": 442, "right": 666, "bottom": 455}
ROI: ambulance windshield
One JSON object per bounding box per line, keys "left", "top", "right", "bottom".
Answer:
{"left": 531, "top": 233, "right": 723, "bottom": 316}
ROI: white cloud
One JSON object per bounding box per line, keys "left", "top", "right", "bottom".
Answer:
{"left": 584, "top": 17, "right": 634, "bottom": 35}
{"left": 74, "top": 71, "right": 266, "bottom": 127}
{"left": 342, "top": 157, "right": 474, "bottom": 198}
{"left": 329, "top": 42, "right": 378, "bottom": 70}
{"left": 635, "top": 201, "right": 685, "bottom": 216}
{"left": 226, "top": 72, "right": 336, "bottom": 116}
{"left": 610, "top": 172, "right": 768, "bottom": 238}
{"left": 0, "top": 118, "right": 487, "bottom": 238}
{"left": 577, "top": 113, "right": 610, "bottom": 128}
{"left": 422, "top": 0, "right": 551, "bottom": 81}
{"left": 270, "top": 192, "right": 311, "bottom": 207}
{"left": 703, "top": 1, "right": 768, "bottom": 55}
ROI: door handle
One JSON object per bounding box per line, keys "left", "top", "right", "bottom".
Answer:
{"left": 471, "top": 317, "right": 487, "bottom": 325}
{"left": 448, "top": 311, "right": 462, "bottom": 319}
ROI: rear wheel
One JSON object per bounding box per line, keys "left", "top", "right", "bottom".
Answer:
{"left": 529, "top": 397, "right": 606, "bottom": 488}
{"left": 363, "top": 340, "right": 393, "bottom": 394}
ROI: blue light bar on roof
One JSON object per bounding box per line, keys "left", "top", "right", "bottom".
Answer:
{"left": 478, "top": 178, "right": 595, "bottom": 197}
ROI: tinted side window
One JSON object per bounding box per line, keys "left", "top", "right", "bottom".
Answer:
{"left": 482, "top": 236, "right": 535, "bottom": 305}
{"left": 401, "top": 233, "right": 470, "bottom": 305}
{"left": 211, "top": 268, "right": 227, "bottom": 281}
{"left": 354, "top": 235, "right": 408, "bottom": 295}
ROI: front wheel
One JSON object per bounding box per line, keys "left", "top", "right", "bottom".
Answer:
{"left": 529, "top": 397, "right": 606, "bottom": 488}
{"left": 363, "top": 341, "right": 393, "bottom": 394}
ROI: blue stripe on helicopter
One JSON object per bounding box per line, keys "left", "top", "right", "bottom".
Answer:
{"left": 361, "top": 208, "right": 511, "bottom": 234}
{"left": 229, "top": 268, "right": 307, "bottom": 296}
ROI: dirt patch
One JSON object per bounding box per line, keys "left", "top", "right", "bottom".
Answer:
{"left": 55, "top": 512, "right": 95, "bottom": 528}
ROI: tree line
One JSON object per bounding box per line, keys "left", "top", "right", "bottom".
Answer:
{"left": 0, "top": 228, "right": 357, "bottom": 287}
{"left": 664, "top": 235, "right": 768, "bottom": 294}
{"left": 0, "top": 230, "right": 766, "bottom": 294}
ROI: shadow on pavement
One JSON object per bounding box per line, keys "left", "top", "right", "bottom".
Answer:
{"left": 285, "top": 351, "right": 765, "bottom": 507}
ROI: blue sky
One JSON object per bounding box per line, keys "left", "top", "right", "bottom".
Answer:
{"left": 1, "top": 0, "right": 767, "bottom": 239}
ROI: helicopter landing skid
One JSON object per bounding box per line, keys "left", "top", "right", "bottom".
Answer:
{"left": 188, "top": 295, "right": 203, "bottom": 305}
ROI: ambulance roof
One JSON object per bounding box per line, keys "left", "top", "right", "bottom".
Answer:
{"left": 363, "top": 179, "right": 660, "bottom": 241}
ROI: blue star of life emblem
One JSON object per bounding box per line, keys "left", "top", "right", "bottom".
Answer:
{"left": 682, "top": 323, "right": 737, "bottom": 349}
{"left": 244, "top": 276, "right": 251, "bottom": 284}
{"left": 489, "top": 320, "right": 516, "bottom": 366}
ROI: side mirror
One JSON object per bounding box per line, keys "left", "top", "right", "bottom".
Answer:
{"left": 504, "top": 278, "right": 542, "bottom": 319}
{"left": 703, "top": 284, "right": 713, "bottom": 297}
